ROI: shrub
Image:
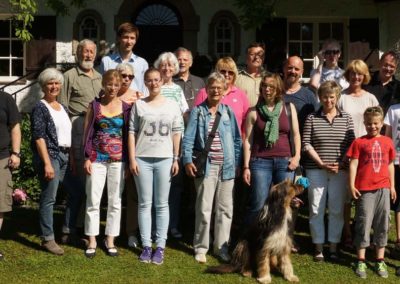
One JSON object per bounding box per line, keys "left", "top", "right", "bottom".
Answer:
{"left": 12, "top": 113, "right": 41, "bottom": 202}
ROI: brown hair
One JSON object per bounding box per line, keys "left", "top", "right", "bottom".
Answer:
{"left": 117, "top": 22, "right": 139, "bottom": 40}
{"left": 247, "top": 42, "right": 266, "bottom": 53}
{"left": 259, "top": 72, "right": 284, "bottom": 103}
{"left": 102, "top": 69, "right": 122, "bottom": 87}
{"left": 363, "top": 106, "right": 384, "bottom": 121}
{"left": 317, "top": 81, "right": 341, "bottom": 101}
{"left": 144, "top": 67, "right": 161, "bottom": 81}
{"left": 380, "top": 50, "right": 399, "bottom": 65}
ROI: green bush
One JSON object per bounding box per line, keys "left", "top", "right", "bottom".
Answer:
{"left": 12, "top": 113, "right": 41, "bottom": 202}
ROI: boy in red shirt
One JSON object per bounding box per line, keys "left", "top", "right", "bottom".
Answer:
{"left": 347, "top": 106, "right": 397, "bottom": 279}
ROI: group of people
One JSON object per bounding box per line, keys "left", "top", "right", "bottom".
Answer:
{"left": 0, "top": 21, "right": 400, "bottom": 278}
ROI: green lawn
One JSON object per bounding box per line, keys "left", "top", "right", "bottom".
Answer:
{"left": 0, "top": 206, "right": 399, "bottom": 283}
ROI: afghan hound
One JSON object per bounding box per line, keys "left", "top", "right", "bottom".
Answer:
{"left": 206, "top": 179, "right": 304, "bottom": 283}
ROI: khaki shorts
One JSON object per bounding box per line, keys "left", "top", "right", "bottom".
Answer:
{"left": 0, "top": 157, "right": 13, "bottom": 212}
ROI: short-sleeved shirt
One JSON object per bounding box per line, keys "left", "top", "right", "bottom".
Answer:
{"left": 236, "top": 70, "right": 263, "bottom": 107}
{"left": 129, "top": 99, "right": 182, "bottom": 158}
{"left": 384, "top": 103, "right": 400, "bottom": 165}
{"left": 173, "top": 74, "right": 205, "bottom": 110}
{"left": 347, "top": 135, "right": 395, "bottom": 191}
{"left": 60, "top": 67, "right": 102, "bottom": 116}
{"left": 283, "top": 87, "right": 319, "bottom": 133}
{"left": 99, "top": 52, "right": 149, "bottom": 94}
{"left": 160, "top": 83, "right": 189, "bottom": 115}
{"left": 0, "top": 92, "right": 21, "bottom": 159}
{"left": 338, "top": 91, "right": 379, "bottom": 138}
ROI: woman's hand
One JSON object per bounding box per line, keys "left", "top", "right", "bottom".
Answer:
{"left": 288, "top": 156, "right": 300, "bottom": 171}
{"left": 243, "top": 168, "right": 251, "bottom": 186}
{"left": 129, "top": 159, "right": 139, "bottom": 176}
{"left": 171, "top": 160, "right": 179, "bottom": 177}
{"left": 185, "top": 163, "right": 197, "bottom": 178}
{"left": 8, "top": 155, "right": 20, "bottom": 170}
{"left": 350, "top": 186, "right": 361, "bottom": 200}
{"left": 44, "top": 163, "right": 55, "bottom": 180}
{"left": 84, "top": 160, "right": 92, "bottom": 175}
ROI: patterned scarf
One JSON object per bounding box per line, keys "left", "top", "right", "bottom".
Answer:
{"left": 257, "top": 101, "right": 282, "bottom": 148}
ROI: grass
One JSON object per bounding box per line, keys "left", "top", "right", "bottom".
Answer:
{"left": 0, "top": 205, "right": 400, "bottom": 283}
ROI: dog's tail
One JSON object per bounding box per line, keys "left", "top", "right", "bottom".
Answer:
{"left": 205, "top": 240, "right": 249, "bottom": 274}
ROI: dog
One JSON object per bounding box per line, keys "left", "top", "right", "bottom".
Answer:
{"left": 206, "top": 179, "right": 304, "bottom": 283}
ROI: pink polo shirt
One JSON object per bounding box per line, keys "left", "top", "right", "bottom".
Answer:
{"left": 194, "top": 86, "right": 249, "bottom": 135}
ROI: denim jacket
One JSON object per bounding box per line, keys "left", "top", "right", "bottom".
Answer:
{"left": 182, "top": 102, "right": 242, "bottom": 180}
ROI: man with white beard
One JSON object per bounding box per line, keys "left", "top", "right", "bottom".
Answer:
{"left": 59, "top": 39, "right": 102, "bottom": 245}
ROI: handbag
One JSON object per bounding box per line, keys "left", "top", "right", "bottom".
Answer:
{"left": 192, "top": 110, "right": 221, "bottom": 178}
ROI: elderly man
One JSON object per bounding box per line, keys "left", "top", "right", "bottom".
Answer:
{"left": 364, "top": 50, "right": 400, "bottom": 114}
{"left": 236, "top": 42, "right": 266, "bottom": 107}
{"left": 173, "top": 47, "right": 205, "bottom": 110}
{"left": 283, "top": 56, "right": 319, "bottom": 132}
{"left": 100, "top": 22, "right": 148, "bottom": 94}
{"left": 0, "top": 91, "right": 21, "bottom": 260}
{"left": 59, "top": 39, "right": 102, "bottom": 244}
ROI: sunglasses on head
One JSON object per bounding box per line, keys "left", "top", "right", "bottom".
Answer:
{"left": 121, "top": 74, "right": 135, "bottom": 80}
{"left": 365, "top": 106, "right": 383, "bottom": 115}
{"left": 324, "top": 50, "right": 340, "bottom": 56}
{"left": 220, "top": 69, "right": 235, "bottom": 76}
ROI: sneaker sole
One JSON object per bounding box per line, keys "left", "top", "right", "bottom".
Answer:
{"left": 151, "top": 260, "right": 163, "bottom": 265}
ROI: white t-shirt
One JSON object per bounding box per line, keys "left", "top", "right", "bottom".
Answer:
{"left": 384, "top": 103, "right": 400, "bottom": 165}
{"left": 338, "top": 91, "right": 379, "bottom": 138}
{"left": 42, "top": 100, "right": 72, "bottom": 147}
{"left": 129, "top": 98, "right": 182, "bottom": 158}
{"left": 160, "top": 83, "right": 189, "bottom": 114}
{"left": 310, "top": 66, "right": 349, "bottom": 90}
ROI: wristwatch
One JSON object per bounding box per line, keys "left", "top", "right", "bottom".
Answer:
{"left": 11, "top": 151, "right": 21, "bottom": 158}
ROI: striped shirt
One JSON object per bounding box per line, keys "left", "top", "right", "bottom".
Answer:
{"left": 208, "top": 115, "right": 224, "bottom": 164}
{"left": 302, "top": 108, "right": 355, "bottom": 169}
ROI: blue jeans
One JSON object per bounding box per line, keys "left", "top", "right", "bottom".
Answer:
{"left": 246, "top": 157, "right": 294, "bottom": 224}
{"left": 35, "top": 151, "right": 69, "bottom": 241}
{"left": 134, "top": 157, "right": 172, "bottom": 248}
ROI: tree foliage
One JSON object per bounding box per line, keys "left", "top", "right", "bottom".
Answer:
{"left": 233, "top": 0, "right": 277, "bottom": 30}
{"left": 9, "top": 0, "right": 87, "bottom": 41}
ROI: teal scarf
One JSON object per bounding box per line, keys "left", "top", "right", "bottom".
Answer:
{"left": 257, "top": 101, "right": 282, "bottom": 148}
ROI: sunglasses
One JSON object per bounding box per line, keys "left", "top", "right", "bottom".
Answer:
{"left": 121, "top": 74, "right": 135, "bottom": 80}
{"left": 219, "top": 69, "right": 235, "bottom": 76}
{"left": 324, "top": 50, "right": 340, "bottom": 56}
{"left": 365, "top": 106, "right": 383, "bottom": 115}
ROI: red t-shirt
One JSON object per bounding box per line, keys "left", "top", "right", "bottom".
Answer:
{"left": 347, "top": 135, "right": 395, "bottom": 191}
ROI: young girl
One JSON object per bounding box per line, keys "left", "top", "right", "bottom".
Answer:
{"left": 129, "top": 68, "right": 182, "bottom": 265}
{"left": 83, "top": 69, "right": 131, "bottom": 258}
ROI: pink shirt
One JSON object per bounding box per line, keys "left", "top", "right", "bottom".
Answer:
{"left": 194, "top": 86, "right": 249, "bottom": 134}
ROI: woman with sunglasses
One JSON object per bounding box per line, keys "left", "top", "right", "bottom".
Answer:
{"left": 310, "top": 38, "right": 349, "bottom": 92}
{"left": 194, "top": 57, "right": 250, "bottom": 135}
{"left": 115, "top": 63, "right": 143, "bottom": 249}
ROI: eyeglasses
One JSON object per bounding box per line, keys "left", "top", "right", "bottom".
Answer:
{"left": 219, "top": 69, "right": 235, "bottom": 76}
{"left": 249, "top": 52, "right": 265, "bottom": 58}
{"left": 324, "top": 50, "right": 340, "bottom": 56}
{"left": 260, "top": 83, "right": 276, "bottom": 90}
{"left": 121, "top": 74, "right": 135, "bottom": 80}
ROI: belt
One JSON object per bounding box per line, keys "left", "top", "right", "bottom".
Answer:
{"left": 59, "top": 146, "right": 70, "bottom": 154}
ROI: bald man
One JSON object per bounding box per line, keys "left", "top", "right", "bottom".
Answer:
{"left": 283, "top": 56, "right": 319, "bottom": 132}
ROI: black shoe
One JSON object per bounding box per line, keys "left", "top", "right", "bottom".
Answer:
{"left": 313, "top": 250, "right": 324, "bottom": 262}
{"left": 329, "top": 251, "right": 341, "bottom": 262}
{"left": 396, "top": 266, "right": 400, "bottom": 277}
{"left": 84, "top": 247, "right": 96, "bottom": 259}
{"left": 104, "top": 239, "right": 118, "bottom": 257}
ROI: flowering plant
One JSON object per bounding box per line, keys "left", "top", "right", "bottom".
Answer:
{"left": 12, "top": 188, "right": 28, "bottom": 204}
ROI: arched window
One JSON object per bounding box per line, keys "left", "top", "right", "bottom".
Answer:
{"left": 209, "top": 11, "right": 240, "bottom": 60}
{"left": 79, "top": 17, "right": 98, "bottom": 43}
{"left": 135, "top": 4, "right": 179, "bottom": 26}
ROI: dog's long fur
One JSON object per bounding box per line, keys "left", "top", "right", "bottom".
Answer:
{"left": 206, "top": 180, "right": 304, "bottom": 283}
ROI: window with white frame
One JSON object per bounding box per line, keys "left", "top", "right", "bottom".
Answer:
{"left": 287, "top": 19, "right": 347, "bottom": 80}
{"left": 0, "top": 18, "right": 24, "bottom": 79}
{"left": 215, "top": 17, "right": 233, "bottom": 58}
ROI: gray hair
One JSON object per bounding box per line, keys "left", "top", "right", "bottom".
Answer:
{"left": 154, "top": 52, "right": 179, "bottom": 75}
{"left": 38, "top": 68, "right": 64, "bottom": 88}
{"left": 116, "top": 63, "right": 134, "bottom": 75}
{"left": 206, "top": 72, "right": 227, "bottom": 90}
{"left": 174, "top": 47, "right": 193, "bottom": 62}
{"left": 76, "top": 39, "right": 97, "bottom": 58}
